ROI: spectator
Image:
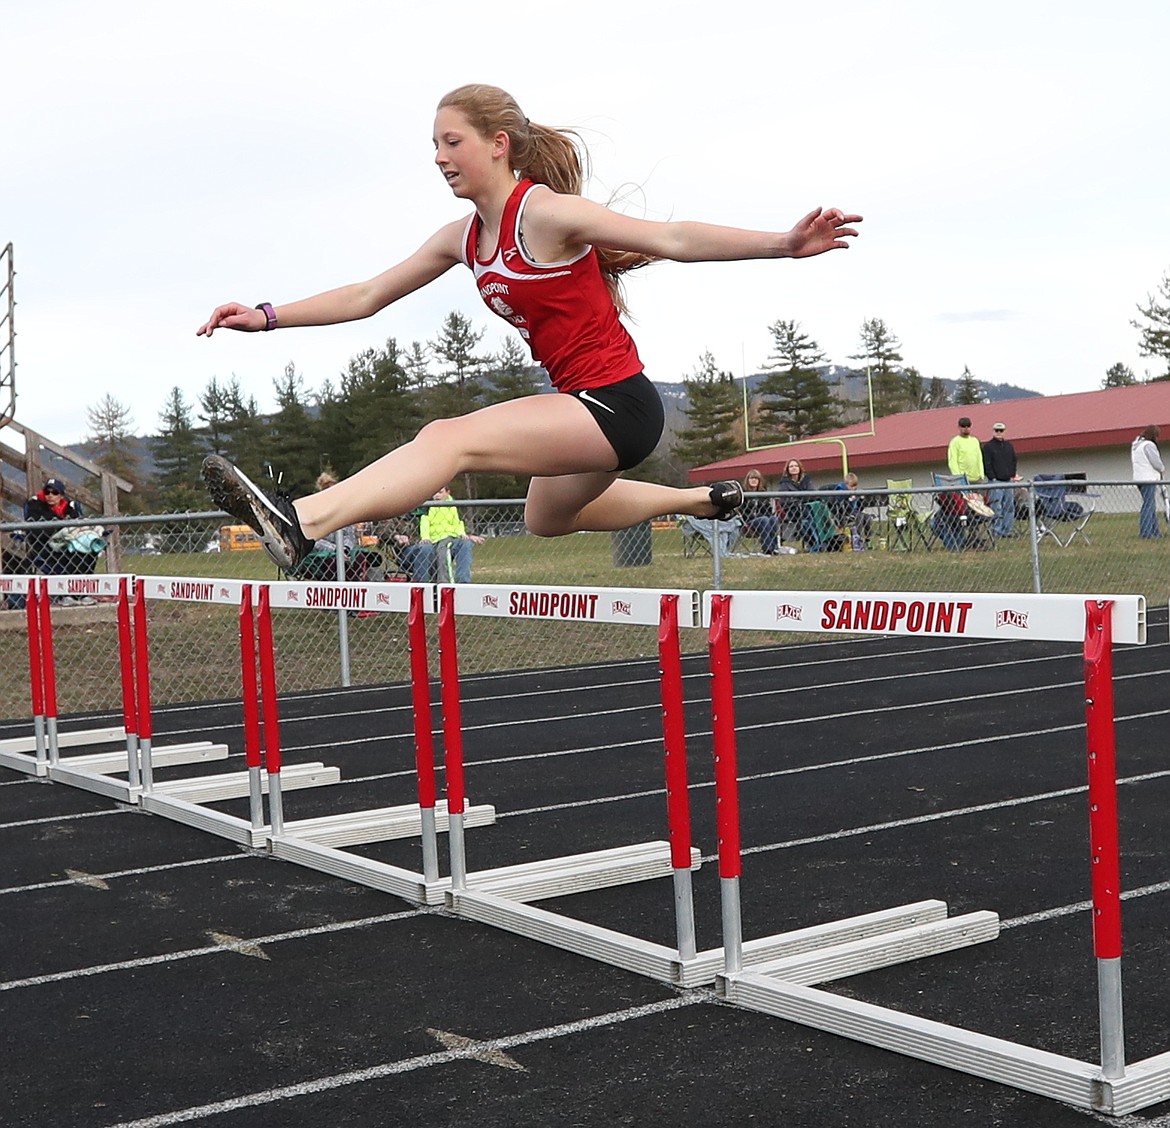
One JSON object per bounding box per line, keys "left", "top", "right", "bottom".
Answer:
{"left": 291, "top": 471, "right": 360, "bottom": 579}
{"left": 21, "top": 478, "right": 94, "bottom": 587}
{"left": 777, "top": 458, "right": 816, "bottom": 548}
{"left": 947, "top": 416, "right": 985, "bottom": 483}
{"left": 1131, "top": 424, "right": 1164, "bottom": 539}
{"left": 827, "top": 472, "right": 874, "bottom": 544}
{"left": 981, "top": 422, "right": 1020, "bottom": 538}
{"left": 740, "top": 469, "right": 782, "bottom": 555}
{"left": 419, "top": 486, "right": 485, "bottom": 583}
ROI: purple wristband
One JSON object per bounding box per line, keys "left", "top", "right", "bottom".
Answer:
{"left": 256, "top": 303, "right": 277, "bottom": 331}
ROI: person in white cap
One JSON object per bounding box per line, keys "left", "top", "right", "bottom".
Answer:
{"left": 981, "top": 422, "right": 1019, "bottom": 537}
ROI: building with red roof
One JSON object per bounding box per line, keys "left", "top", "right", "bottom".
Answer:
{"left": 688, "top": 383, "right": 1170, "bottom": 494}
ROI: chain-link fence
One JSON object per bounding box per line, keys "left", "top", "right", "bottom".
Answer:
{"left": 1, "top": 479, "right": 1164, "bottom": 721}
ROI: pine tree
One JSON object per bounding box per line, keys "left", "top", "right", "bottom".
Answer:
{"left": 671, "top": 351, "right": 742, "bottom": 468}
{"left": 85, "top": 393, "right": 146, "bottom": 513}
{"left": 926, "top": 376, "right": 950, "bottom": 409}
{"left": 221, "top": 379, "right": 268, "bottom": 481}
{"left": 198, "top": 376, "right": 233, "bottom": 455}
{"left": 756, "top": 320, "right": 839, "bottom": 440}
{"left": 331, "top": 338, "right": 422, "bottom": 473}
{"left": 483, "top": 337, "right": 544, "bottom": 405}
{"left": 265, "top": 363, "right": 319, "bottom": 496}
{"left": 850, "top": 318, "right": 906, "bottom": 416}
{"left": 426, "top": 311, "right": 489, "bottom": 423}
{"left": 1132, "top": 269, "right": 1170, "bottom": 379}
{"left": 1103, "top": 362, "right": 1137, "bottom": 388}
{"left": 152, "top": 387, "right": 206, "bottom": 512}
{"left": 955, "top": 365, "right": 983, "bottom": 405}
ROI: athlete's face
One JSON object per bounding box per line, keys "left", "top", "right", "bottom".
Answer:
{"left": 433, "top": 108, "right": 500, "bottom": 198}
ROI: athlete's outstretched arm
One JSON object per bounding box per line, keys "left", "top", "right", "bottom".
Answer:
{"left": 523, "top": 192, "right": 861, "bottom": 265}
{"left": 196, "top": 220, "right": 467, "bottom": 336}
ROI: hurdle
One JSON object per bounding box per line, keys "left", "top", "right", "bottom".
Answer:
{"left": 123, "top": 576, "right": 338, "bottom": 835}
{"left": 436, "top": 582, "right": 727, "bottom": 980}
{"left": 704, "top": 589, "right": 1170, "bottom": 1115}
{"left": 0, "top": 575, "right": 230, "bottom": 790}
{"left": 247, "top": 579, "right": 496, "bottom": 901}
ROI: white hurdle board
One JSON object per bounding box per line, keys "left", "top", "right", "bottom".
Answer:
{"left": 701, "top": 588, "right": 1146, "bottom": 644}
{"left": 704, "top": 588, "right": 1164, "bottom": 1115}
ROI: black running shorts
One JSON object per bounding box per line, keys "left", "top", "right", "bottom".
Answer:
{"left": 569, "top": 372, "right": 664, "bottom": 472}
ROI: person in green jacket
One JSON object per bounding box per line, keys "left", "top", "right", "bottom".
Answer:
{"left": 420, "top": 485, "right": 485, "bottom": 582}
{"left": 946, "top": 416, "right": 985, "bottom": 483}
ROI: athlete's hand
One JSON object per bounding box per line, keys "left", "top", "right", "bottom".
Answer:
{"left": 786, "top": 207, "right": 863, "bottom": 258}
{"left": 197, "top": 303, "right": 267, "bottom": 337}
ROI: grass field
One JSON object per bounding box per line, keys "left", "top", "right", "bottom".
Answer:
{"left": 1, "top": 513, "right": 1164, "bottom": 720}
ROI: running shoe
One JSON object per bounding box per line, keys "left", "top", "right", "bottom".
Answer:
{"left": 708, "top": 480, "right": 744, "bottom": 518}
{"left": 201, "top": 455, "right": 312, "bottom": 570}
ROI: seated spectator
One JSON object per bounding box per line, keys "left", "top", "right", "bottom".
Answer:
{"left": 290, "top": 471, "right": 361, "bottom": 579}
{"left": 20, "top": 478, "right": 104, "bottom": 585}
{"left": 826, "top": 472, "right": 874, "bottom": 544}
{"left": 931, "top": 489, "right": 990, "bottom": 550}
{"left": 777, "top": 458, "right": 816, "bottom": 549}
{"left": 740, "top": 469, "right": 782, "bottom": 554}
{"left": 420, "top": 485, "right": 485, "bottom": 583}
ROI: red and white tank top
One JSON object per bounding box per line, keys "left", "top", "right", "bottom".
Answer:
{"left": 461, "top": 179, "right": 643, "bottom": 393}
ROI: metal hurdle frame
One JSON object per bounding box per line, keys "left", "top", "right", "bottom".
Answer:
{"left": 254, "top": 578, "right": 497, "bottom": 903}
{"left": 439, "top": 583, "right": 710, "bottom": 980}
{"left": 0, "top": 574, "right": 229, "bottom": 790}
{"left": 129, "top": 577, "right": 339, "bottom": 833}
{"left": 703, "top": 588, "right": 1170, "bottom": 1115}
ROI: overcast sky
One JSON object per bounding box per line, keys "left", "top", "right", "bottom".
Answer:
{"left": 6, "top": 0, "right": 1169, "bottom": 446}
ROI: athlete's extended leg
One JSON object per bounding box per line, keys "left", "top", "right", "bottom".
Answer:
{"left": 203, "top": 392, "right": 736, "bottom": 566}
{"left": 297, "top": 394, "right": 726, "bottom": 536}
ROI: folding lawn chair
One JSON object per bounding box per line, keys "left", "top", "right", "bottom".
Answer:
{"left": 1033, "top": 474, "right": 1096, "bottom": 547}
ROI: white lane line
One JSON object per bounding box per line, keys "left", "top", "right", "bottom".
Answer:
{"left": 0, "top": 853, "right": 245, "bottom": 896}
{"left": 0, "top": 909, "right": 422, "bottom": 992}
{"left": 104, "top": 994, "right": 706, "bottom": 1128}
{"left": 1001, "top": 878, "right": 1170, "bottom": 930}
{"left": 0, "top": 808, "right": 126, "bottom": 831}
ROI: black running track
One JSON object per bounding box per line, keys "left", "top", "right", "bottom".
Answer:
{"left": 3, "top": 610, "right": 1170, "bottom": 1128}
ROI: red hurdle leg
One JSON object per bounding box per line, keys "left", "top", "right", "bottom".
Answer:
{"left": 1084, "top": 599, "right": 1125, "bottom": 1080}
{"left": 25, "top": 579, "right": 47, "bottom": 769}
{"left": 239, "top": 585, "right": 265, "bottom": 829}
{"left": 659, "top": 593, "right": 697, "bottom": 961}
{"left": 37, "top": 580, "right": 60, "bottom": 766}
{"left": 438, "top": 587, "right": 467, "bottom": 890}
{"left": 257, "top": 586, "right": 285, "bottom": 835}
{"left": 708, "top": 593, "right": 744, "bottom": 974}
{"left": 132, "top": 579, "right": 155, "bottom": 791}
{"left": 116, "top": 578, "right": 140, "bottom": 788}
{"left": 409, "top": 586, "right": 440, "bottom": 883}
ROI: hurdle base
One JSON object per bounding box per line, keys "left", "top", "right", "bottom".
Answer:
{"left": 139, "top": 792, "right": 258, "bottom": 845}
{"left": 0, "top": 725, "right": 131, "bottom": 777}
{"left": 0, "top": 725, "right": 126, "bottom": 757}
{"left": 43, "top": 741, "right": 230, "bottom": 797}
{"left": 674, "top": 900, "right": 956, "bottom": 988}
{"left": 450, "top": 841, "right": 697, "bottom": 905}
{"left": 270, "top": 835, "right": 441, "bottom": 904}
{"left": 151, "top": 761, "right": 340, "bottom": 804}
{"left": 709, "top": 908, "right": 1170, "bottom": 1114}
{"left": 278, "top": 800, "right": 496, "bottom": 849}
{"left": 59, "top": 741, "right": 229, "bottom": 776}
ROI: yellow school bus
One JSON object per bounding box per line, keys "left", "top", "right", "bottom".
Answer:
{"left": 218, "top": 525, "right": 263, "bottom": 551}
